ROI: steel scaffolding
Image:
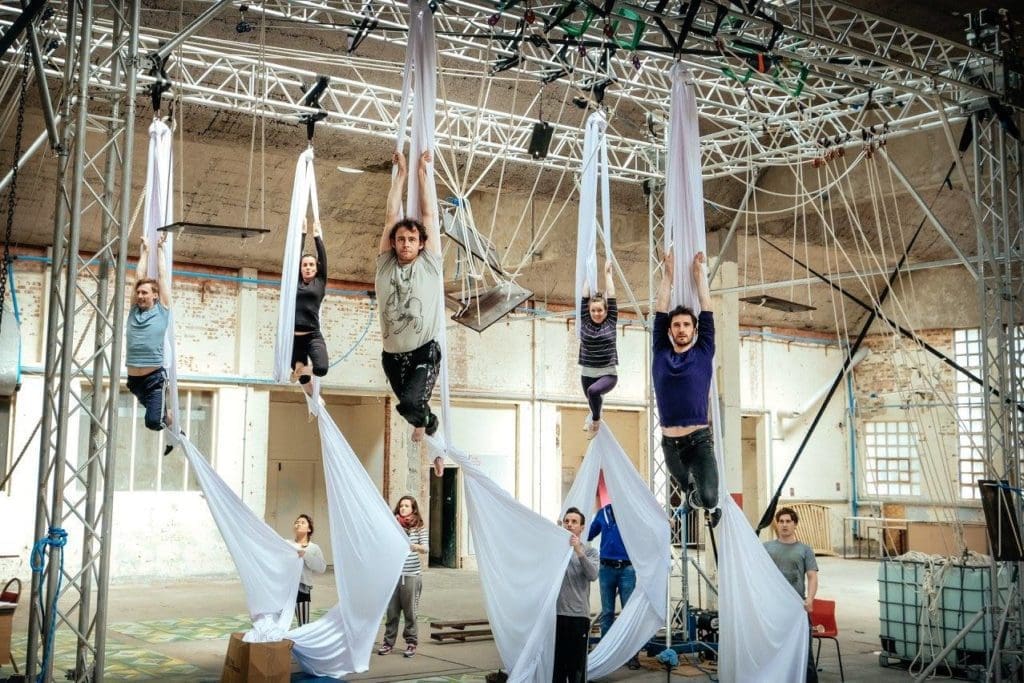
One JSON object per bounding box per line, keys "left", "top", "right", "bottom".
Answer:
{"left": 25, "top": 1, "right": 139, "bottom": 681}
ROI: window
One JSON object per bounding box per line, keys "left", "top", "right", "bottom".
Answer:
{"left": 78, "top": 387, "right": 215, "bottom": 492}
{"left": 954, "top": 329, "right": 985, "bottom": 499}
{"left": 863, "top": 421, "right": 921, "bottom": 497}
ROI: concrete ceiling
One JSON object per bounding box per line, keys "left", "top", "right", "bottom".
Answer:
{"left": 1, "top": 0, "right": 1003, "bottom": 335}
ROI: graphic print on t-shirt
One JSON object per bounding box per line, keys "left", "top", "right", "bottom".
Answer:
{"left": 382, "top": 268, "right": 424, "bottom": 340}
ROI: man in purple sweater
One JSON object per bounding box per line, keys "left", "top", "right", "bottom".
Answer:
{"left": 653, "top": 251, "right": 720, "bottom": 528}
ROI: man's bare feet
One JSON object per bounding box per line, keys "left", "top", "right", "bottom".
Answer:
{"left": 412, "top": 426, "right": 426, "bottom": 442}
{"left": 433, "top": 456, "right": 444, "bottom": 477}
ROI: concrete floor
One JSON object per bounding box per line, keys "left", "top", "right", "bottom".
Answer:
{"left": 3, "top": 557, "right": 939, "bottom": 682}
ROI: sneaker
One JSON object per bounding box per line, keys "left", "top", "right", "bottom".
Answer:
{"left": 403, "top": 644, "right": 417, "bottom": 658}
{"left": 377, "top": 643, "right": 393, "bottom": 655}
{"left": 583, "top": 416, "right": 593, "bottom": 432}
{"left": 586, "top": 421, "right": 600, "bottom": 440}
{"left": 627, "top": 655, "right": 642, "bottom": 670}
{"left": 707, "top": 507, "right": 722, "bottom": 529}
{"left": 425, "top": 413, "right": 439, "bottom": 436}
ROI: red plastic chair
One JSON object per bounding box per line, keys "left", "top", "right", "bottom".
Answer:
{"left": 1, "top": 577, "right": 20, "bottom": 674}
{"left": 810, "top": 598, "right": 844, "bottom": 681}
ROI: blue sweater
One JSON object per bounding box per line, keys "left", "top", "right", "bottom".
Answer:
{"left": 587, "top": 505, "right": 629, "bottom": 561}
{"left": 652, "top": 310, "right": 715, "bottom": 427}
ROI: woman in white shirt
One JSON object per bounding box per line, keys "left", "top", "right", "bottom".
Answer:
{"left": 291, "top": 514, "right": 327, "bottom": 626}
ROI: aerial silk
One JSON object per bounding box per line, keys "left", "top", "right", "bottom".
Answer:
{"left": 573, "top": 109, "right": 611, "bottom": 337}
{"left": 273, "top": 148, "right": 321, "bottom": 385}
{"left": 563, "top": 429, "right": 671, "bottom": 679}
{"left": 395, "top": 3, "right": 574, "bottom": 681}
{"left": 142, "top": 117, "right": 180, "bottom": 425}
{"left": 174, "top": 401, "right": 409, "bottom": 677}
{"left": 144, "top": 119, "right": 406, "bottom": 677}
{"left": 665, "top": 65, "right": 808, "bottom": 682}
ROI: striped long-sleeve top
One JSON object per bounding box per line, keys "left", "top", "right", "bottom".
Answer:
{"left": 402, "top": 526, "right": 429, "bottom": 576}
{"left": 578, "top": 296, "right": 618, "bottom": 373}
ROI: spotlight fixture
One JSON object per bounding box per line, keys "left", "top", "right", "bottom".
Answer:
{"left": 740, "top": 295, "right": 815, "bottom": 313}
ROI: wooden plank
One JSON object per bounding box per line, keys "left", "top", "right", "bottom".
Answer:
{"left": 430, "top": 628, "right": 493, "bottom": 643}
{"left": 429, "top": 619, "right": 490, "bottom": 629}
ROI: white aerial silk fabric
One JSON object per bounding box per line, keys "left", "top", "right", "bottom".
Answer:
{"left": 573, "top": 109, "right": 612, "bottom": 337}
{"left": 177, "top": 400, "right": 408, "bottom": 677}
{"left": 665, "top": 64, "right": 808, "bottom": 683}
{"left": 273, "top": 148, "right": 321, "bottom": 384}
{"left": 428, "top": 437, "right": 572, "bottom": 683}
{"left": 179, "top": 437, "right": 303, "bottom": 636}
{"left": 563, "top": 428, "right": 671, "bottom": 679}
{"left": 401, "top": 4, "right": 574, "bottom": 680}
{"left": 142, "top": 118, "right": 180, "bottom": 425}
{"left": 290, "top": 396, "right": 410, "bottom": 677}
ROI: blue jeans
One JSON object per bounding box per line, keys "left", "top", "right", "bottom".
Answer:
{"left": 598, "top": 563, "right": 636, "bottom": 636}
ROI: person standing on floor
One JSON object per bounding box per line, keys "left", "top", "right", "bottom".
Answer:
{"left": 764, "top": 506, "right": 819, "bottom": 683}
{"left": 291, "top": 514, "right": 327, "bottom": 627}
{"left": 553, "top": 507, "right": 599, "bottom": 683}
{"left": 579, "top": 260, "right": 618, "bottom": 440}
{"left": 587, "top": 502, "right": 641, "bottom": 670}
{"left": 379, "top": 495, "right": 429, "bottom": 658}
{"left": 652, "top": 250, "right": 720, "bottom": 528}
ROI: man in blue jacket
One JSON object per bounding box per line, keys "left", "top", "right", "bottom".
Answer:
{"left": 588, "top": 502, "right": 642, "bottom": 670}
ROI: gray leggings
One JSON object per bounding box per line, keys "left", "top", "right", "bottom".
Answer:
{"left": 383, "top": 575, "right": 422, "bottom": 646}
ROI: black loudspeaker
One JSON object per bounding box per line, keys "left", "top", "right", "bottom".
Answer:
{"left": 528, "top": 121, "right": 554, "bottom": 159}
{"left": 979, "top": 479, "right": 1024, "bottom": 561}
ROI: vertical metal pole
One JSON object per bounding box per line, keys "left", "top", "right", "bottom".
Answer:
{"left": 26, "top": 1, "right": 78, "bottom": 678}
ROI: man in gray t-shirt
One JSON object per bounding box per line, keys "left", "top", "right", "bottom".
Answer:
{"left": 376, "top": 150, "right": 445, "bottom": 477}
{"left": 764, "top": 506, "right": 819, "bottom": 683}
{"left": 554, "top": 507, "right": 599, "bottom": 683}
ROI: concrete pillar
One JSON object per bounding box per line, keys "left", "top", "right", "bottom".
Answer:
{"left": 235, "top": 266, "right": 257, "bottom": 375}
{"left": 710, "top": 234, "right": 742, "bottom": 496}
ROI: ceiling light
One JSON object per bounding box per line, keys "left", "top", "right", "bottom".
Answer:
{"left": 336, "top": 166, "right": 365, "bottom": 174}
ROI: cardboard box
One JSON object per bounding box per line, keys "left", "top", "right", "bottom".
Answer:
{"left": 221, "top": 631, "right": 293, "bottom": 683}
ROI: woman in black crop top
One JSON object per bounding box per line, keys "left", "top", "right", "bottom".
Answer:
{"left": 292, "top": 220, "right": 329, "bottom": 391}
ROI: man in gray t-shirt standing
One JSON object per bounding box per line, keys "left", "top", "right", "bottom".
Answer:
{"left": 376, "top": 150, "right": 444, "bottom": 476}
{"left": 764, "top": 506, "right": 819, "bottom": 683}
{"left": 554, "top": 507, "right": 599, "bottom": 683}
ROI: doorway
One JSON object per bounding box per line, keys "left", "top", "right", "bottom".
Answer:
{"left": 429, "top": 467, "right": 458, "bottom": 568}
{"left": 741, "top": 415, "right": 768, "bottom": 527}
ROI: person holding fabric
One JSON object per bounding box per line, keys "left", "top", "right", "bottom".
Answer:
{"left": 764, "top": 506, "right": 819, "bottom": 683}
{"left": 290, "top": 513, "right": 327, "bottom": 627}
{"left": 376, "top": 150, "right": 445, "bottom": 477}
{"left": 379, "top": 495, "right": 429, "bottom": 658}
{"left": 587, "top": 502, "right": 642, "bottom": 670}
{"left": 653, "top": 250, "right": 720, "bottom": 528}
{"left": 291, "top": 219, "right": 330, "bottom": 394}
{"left": 579, "top": 260, "right": 618, "bottom": 440}
{"left": 554, "top": 507, "right": 599, "bottom": 683}
{"left": 127, "top": 234, "right": 175, "bottom": 455}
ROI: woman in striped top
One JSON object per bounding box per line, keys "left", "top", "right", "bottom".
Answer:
{"left": 379, "top": 495, "right": 429, "bottom": 658}
{"left": 579, "top": 260, "right": 618, "bottom": 439}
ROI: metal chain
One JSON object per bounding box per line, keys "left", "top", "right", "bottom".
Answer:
{"left": 0, "top": 46, "right": 30, "bottom": 335}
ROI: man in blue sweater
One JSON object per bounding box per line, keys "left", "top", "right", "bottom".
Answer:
{"left": 652, "top": 251, "right": 720, "bottom": 527}
{"left": 588, "top": 502, "right": 642, "bottom": 670}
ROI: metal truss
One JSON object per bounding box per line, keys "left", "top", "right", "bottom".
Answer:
{"left": 25, "top": 1, "right": 140, "bottom": 681}
{"left": 236, "top": 0, "right": 994, "bottom": 174}
{"left": 973, "top": 107, "right": 1024, "bottom": 682}
{"left": 3, "top": 0, "right": 992, "bottom": 183}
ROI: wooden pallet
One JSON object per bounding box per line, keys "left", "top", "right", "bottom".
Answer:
{"left": 429, "top": 619, "right": 493, "bottom": 643}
